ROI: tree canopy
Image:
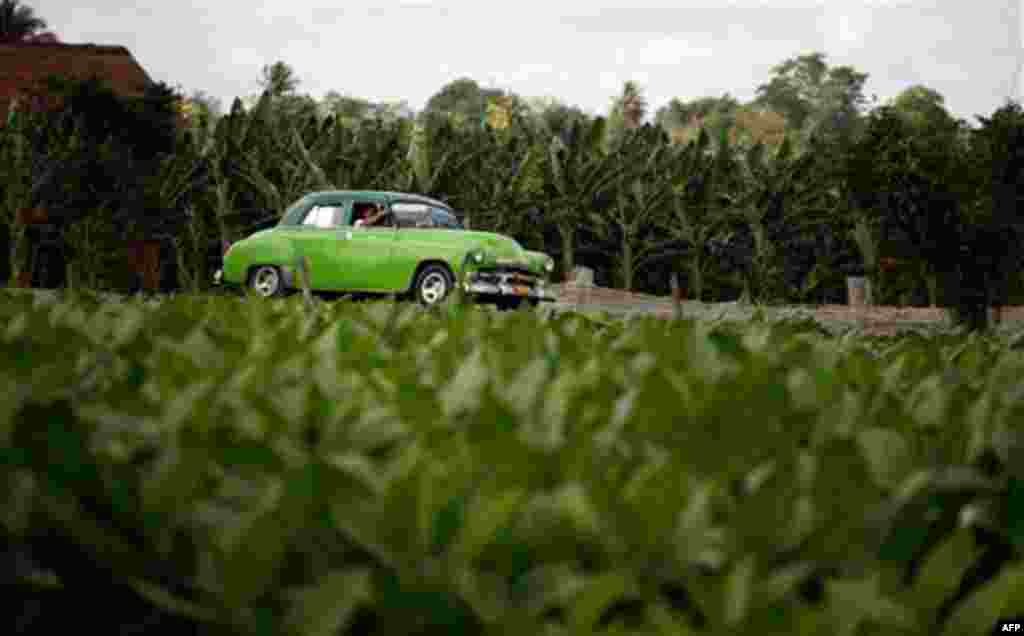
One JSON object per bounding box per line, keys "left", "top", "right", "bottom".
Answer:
{"left": 0, "top": 0, "right": 47, "bottom": 43}
{"left": 755, "top": 52, "right": 869, "bottom": 145}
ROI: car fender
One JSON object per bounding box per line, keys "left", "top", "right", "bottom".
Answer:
{"left": 522, "top": 250, "right": 553, "bottom": 277}
{"left": 405, "top": 251, "right": 474, "bottom": 291}
{"left": 222, "top": 230, "right": 300, "bottom": 286}
{"left": 391, "top": 238, "right": 478, "bottom": 291}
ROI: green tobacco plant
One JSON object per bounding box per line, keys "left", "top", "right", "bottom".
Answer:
{"left": 4, "top": 291, "right": 1024, "bottom": 633}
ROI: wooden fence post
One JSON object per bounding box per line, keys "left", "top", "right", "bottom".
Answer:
{"left": 670, "top": 272, "right": 683, "bottom": 320}
{"left": 296, "top": 254, "right": 315, "bottom": 311}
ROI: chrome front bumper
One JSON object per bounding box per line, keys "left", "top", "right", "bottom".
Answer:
{"left": 463, "top": 280, "right": 555, "bottom": 301}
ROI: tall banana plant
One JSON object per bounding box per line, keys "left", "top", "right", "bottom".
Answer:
{"left": 141, "top": 139, "right": 210, "bottom": 233}
{"left": 538, "top": 116, "right": 626, "bottom": 278}
{"left": 166, "top": 93, "right": 284, "bottom": 289}
{"left": 404, "top": 114, "right": 489, "bottom": 202}
{"left": 206, "top": 93, "right": 305, "bottom": 242}
{"left": 660, "top": 128, "right": 736, "bottom": 301}
{"left": 0, "top": 107, "right": 85, "bottom": 286}
{"left": 240, "top": 97, "right": 325, "bottom": 219}
{"left": 139, "top": 139, "right": 211, "bottom": 292}
{"left": 0, "top": 106, "right": 38, "bottom": 285}
{"left": 206, "top": 96, "right": 258, "bottom": 244}
{"left": 725, "top": 135, "right": 823, "bottom": 303}
{"left": 312, "top": 117, "right": 407, "bottom": 191}
{"left": 588, "top": 133, "right": 676, "bottom": 290}
{"left": 446, "top": 127, "right": 542, "bottom": 238}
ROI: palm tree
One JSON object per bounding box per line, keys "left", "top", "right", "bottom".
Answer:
{"left": 605, "top": 81, "right": 648, "bottom": 150}
{"left": 0, "top": 0, "right": 48, "bottom": 43}
{"left": 620, "top": 81, "right": 647, "bottom": 131}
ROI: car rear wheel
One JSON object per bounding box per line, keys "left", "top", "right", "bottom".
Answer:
{"left": 249, "top": 265, "right": 284, "bottom": 298}
{"left": 414, "top": 265, "right": 453, "bottom": 306}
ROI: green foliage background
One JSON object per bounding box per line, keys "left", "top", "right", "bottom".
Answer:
{"left": 2, "top": 53, "right": 1024, "bottom": 326}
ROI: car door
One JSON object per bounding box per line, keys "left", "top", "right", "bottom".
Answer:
{"left": 389, "top": 202, "right": 441, "bottom": 289}
{"left": 336, "top": 200, "right": 400, "bottom": 291}
{"left": 289, "top": 202, "right": 349, "bottom": 290}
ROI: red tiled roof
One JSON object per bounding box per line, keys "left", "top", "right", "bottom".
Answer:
{"left": 0, "top": 42, "right": 153, "bottom": 119}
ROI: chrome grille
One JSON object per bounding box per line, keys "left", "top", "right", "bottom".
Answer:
{"left": 470, "top": 268, "right": 540, "bottom": 287}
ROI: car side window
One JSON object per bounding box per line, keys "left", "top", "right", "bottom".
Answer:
{"left": 301, "top": 207, "right": 323, "bottom": 227}
{"left": 302, "top": 205, "right": 344, "bottom": 229}
{"left": 352, "top": 201, "right": 395, "bottom": 228}
{"left": 392, "top": 202, "right": 431, "bottom": 228}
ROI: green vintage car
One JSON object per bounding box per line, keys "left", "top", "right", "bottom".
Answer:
{"left": 214, "top": 190, "right": 556, "bottom": 307}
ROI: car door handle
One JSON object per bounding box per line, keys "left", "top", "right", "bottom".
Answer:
{"left": 343, "top": 231, "right": 353, "bottom": 240}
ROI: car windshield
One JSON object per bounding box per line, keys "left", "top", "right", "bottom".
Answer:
{"left": 279, "top": 196, "right": 314, "bottom": 226}
{"left": 430, "top": 207, "right": 462, "bottom": 229}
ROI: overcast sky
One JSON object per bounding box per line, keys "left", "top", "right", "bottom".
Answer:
{"left": 37, "top": 1, "right": 1023, "bottom": 121}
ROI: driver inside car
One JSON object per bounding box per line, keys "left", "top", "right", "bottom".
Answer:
{"left": 354, "top": 203, "right": 388, "bottom": 227}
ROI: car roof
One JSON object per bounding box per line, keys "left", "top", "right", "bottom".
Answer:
{"left": 303, "top": 190, "right": 452, "bottom": 210}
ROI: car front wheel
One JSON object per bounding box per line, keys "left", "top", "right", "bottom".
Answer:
{"left": 249, "top": 265, "right": 284, "bottom": 298}
{"left": 414, "top": 265, "right": 453, "bottom": 306}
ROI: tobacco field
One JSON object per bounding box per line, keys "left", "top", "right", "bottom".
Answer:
{"left": 3, "top": 288, "right": 1024, "bottom": 634}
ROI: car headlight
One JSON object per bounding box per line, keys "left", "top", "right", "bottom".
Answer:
{"left": 471, "top": 250, "right": 485, "bottom": 264}
{"left": 544, "top": 258, "right": 554, "bottom": 273}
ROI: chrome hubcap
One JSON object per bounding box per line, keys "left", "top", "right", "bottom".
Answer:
{"left": 420, "top": 272, "right": 448, "bottom": 304}
{"left": 252, "top": 267, "right": 279, "bottom": 297}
